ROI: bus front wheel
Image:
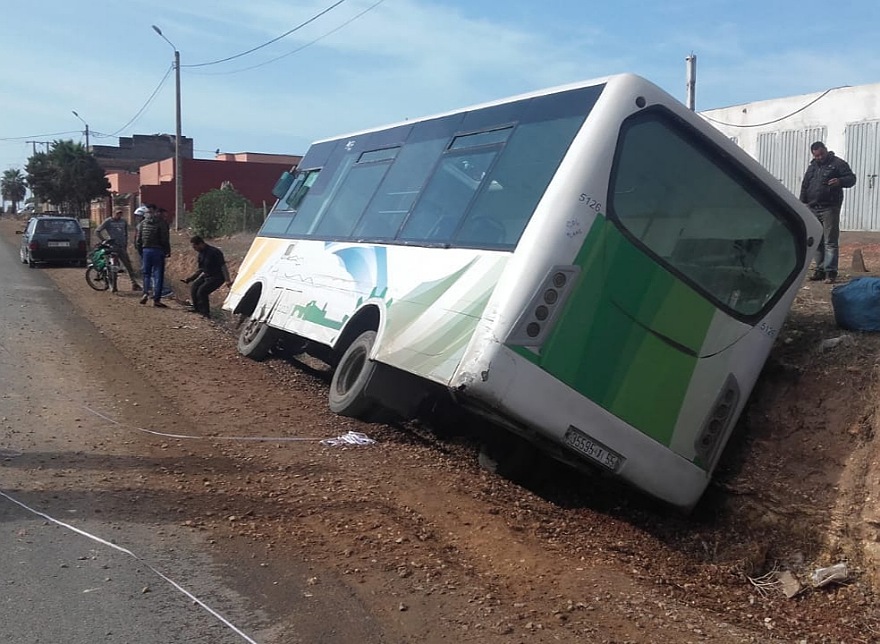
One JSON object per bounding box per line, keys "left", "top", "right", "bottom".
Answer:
{"left": 237, "top": 317, "right": 278, "bottom": 361}
{"left": 329, "top": 330, "right": 377, "bottom": 418}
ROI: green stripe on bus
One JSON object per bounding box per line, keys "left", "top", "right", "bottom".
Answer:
{"left": 513, "top": 217, "right": 714, "bottom": 446}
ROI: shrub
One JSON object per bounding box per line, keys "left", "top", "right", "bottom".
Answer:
{"left": 188, "top": 186, "right": 264, "bottom": 237}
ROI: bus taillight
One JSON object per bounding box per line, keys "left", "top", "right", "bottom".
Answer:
{"left": 508, "top": 266, "right": 580, "bottom": 346}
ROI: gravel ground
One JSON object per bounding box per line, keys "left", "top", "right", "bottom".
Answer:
{"left": 4, "top": 217, "right": 880, "bottom": 643}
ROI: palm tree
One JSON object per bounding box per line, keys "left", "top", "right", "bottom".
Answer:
{"left": 1, "top": 168, "right": 27, "bottom": 214}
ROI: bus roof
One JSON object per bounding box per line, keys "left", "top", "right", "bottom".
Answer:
{"left": 310, "top": 73, "right": 644, "bottom": 146}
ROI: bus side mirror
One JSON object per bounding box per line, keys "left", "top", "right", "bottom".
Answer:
{"left": 272, "top": 171, "right": 295, "bottom": 199}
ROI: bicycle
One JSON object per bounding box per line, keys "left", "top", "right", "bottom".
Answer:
{"left": 85, "top": 240, "right": 124, "bottom": 292}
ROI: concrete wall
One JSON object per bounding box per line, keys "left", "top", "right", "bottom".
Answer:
{"left": 215, "top": 152, "right": 301, "bottom": 166}
{"left": 700, "top": 83, "right": 880, "bottom": 230}
{"left": 139, "top": 158, "right": 292, "bottom": 214}
{"left": 106, "top": 172, "right": 140, "bottom": 195}
{"left": 92, "top": 134, "right": 194, "bottom": 174}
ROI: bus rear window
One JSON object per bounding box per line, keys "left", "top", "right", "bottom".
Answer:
{"left": 609, "top": 110, "right": 801, "bottom": 318}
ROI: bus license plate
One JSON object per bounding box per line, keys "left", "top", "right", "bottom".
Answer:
{"left": 47, "top": 241, "right": 70, "bottom": 247}
{"left": 564, "top": 427, "right": 621, "bottom": 471}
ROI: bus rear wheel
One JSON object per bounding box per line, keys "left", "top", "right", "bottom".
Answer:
{"left": 329, "top": 330, "right": 377, "bottom": 418}
{"left": 237, "top": 317, "right": 278, "bottom": 361}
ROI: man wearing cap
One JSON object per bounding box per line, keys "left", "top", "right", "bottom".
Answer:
{"left": 95, "top": 210, "right": 141, "bottom": 291}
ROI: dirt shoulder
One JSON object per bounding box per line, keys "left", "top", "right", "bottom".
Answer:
{"left": 4, "top": 216, "right": 880, "bottom": 642}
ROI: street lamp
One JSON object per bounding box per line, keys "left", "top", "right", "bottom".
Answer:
{"left": 71, "top": 110, "right": 89, "bottom": 149}
{"left": 152, "top": 24, "right": 183, "bottom": 231}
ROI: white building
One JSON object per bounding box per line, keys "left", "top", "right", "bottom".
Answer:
{"left": 700, "top": 83, "right": 880, "bottom": 230}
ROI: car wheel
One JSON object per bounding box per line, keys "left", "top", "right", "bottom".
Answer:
{"left": 27, "top": 253, "right": 36, "bottom": 268}
{"left": 329, "top": 330, "right": 378, "bottom": 418}
{"left": 237, "top": 317, "right": 278, "bottom": 361}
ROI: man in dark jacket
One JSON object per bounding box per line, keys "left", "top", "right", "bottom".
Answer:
{"left": 135, "top": 206, "right": 171, "bottom": 308}
{"left": 181, "top": 236, "right": 232, "bottom": 318}
{"left": 799, "top": 141, "right": 856, "bottom": 283}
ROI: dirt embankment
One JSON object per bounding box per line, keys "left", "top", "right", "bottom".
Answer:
{"left": 5, "top": 216, "right": 880, "bottom": 642}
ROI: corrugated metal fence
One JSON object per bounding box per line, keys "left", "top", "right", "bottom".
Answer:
{"left": 844, "top": 120, "right": 880, "bottom": 231}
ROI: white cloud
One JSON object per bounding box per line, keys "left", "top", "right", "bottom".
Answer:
{"left": 3, "top": 0, "right": 880, "bottom": 171}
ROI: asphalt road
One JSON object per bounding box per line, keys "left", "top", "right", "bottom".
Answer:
{"left": 0, "top": 236, "right": 261, "bottom": 643}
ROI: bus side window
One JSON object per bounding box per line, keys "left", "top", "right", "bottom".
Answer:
{"left": 353, "top": 136, "right": 450, "bottom": 240}
{"left": 313, "top": 162, "right": 392, "bottom": 238}
{"left": 457, "top": 112, "right": 592, "bottom": 248}
{"left": 399, "top": 149, "right": 497, "bottom": 243}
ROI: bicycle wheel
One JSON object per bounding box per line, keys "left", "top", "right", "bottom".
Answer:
{"left": 85, "top": 266, "right": 109, "bottom": 291}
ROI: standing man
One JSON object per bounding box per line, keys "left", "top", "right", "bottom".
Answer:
{"left": 94, "top": 210, "right": 141, "bottom": 292}
{"left": 799, "top": 141, "right": 856, "bottom": 284}
{"left": 135, "top": 206, "right": 171, "bottom": 308}
{"left": 181, "top": 236, "right": 232, "bottom": 318}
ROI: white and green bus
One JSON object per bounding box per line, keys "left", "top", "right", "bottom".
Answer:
{"left": 224, "top": 73, "right": 819, "bottom": 509}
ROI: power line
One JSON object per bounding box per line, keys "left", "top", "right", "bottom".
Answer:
{"left": 1, "top": 65, "right": 173, "bottom": 149}
{"left": 184, "top": 0, "right": 349, "bottom": 68}
{"left": 0, "top": 131, "right": 79, "bottom": 142}
{"left": 104, "top": 64, "right": 175, "bottom": 137}
{"left": 190, "top": 0, "right": 388, "bottom": 76}
{"left": 700, "top": 86, "right": 848, "bottom": 128}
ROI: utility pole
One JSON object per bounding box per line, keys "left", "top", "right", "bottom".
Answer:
{"left": 25, "top": 141, "right": 51, "bottom": 155}
{"left": 174, "top": 48, "right": 182, "bottom": 231}
{"left": 153, "top": 25, "right": 183, "bottom": 231}
{"left": 72, "top": 111, "right": 90, "bottom": 150}
{"left": 685, "top": 53, "right": 697, "bottom": 111}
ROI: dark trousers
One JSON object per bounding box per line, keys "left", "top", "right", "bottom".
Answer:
{"left": 116, "top": 247, "right": 139, "bottom": 285}
{"left": 141, "top": 247, "right": 166, "bottom": 303}
{"left": 812, "top": 204, "right": 841, "bottom": 276}
{"left": 191, "top": 275, "right": 224, "bottom": 317}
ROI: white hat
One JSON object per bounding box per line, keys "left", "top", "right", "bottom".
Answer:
{"left": 134, "top": 205, "right": 150, "bottom": 217}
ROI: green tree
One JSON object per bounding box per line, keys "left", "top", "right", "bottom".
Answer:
{"left": 189, "top": 184, "right": 263, "bottom": 238}
{"left": 25, "top": 140, "right": 109, "bottom": 216}
{"left": 1, "top": 168, "right": 27, "bottom": 213}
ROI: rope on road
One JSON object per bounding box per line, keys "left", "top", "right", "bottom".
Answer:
{"left": 0, "top": 488, "right": 261, "bottom": 644}
{"left": 82, "top": 405, "right": 375, "bottom": 447}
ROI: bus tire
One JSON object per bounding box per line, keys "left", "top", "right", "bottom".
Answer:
{"left": 329, "top": 330, "right": 377, "bottom": 418}
{"left": 237, "top": 317, "right": 278, "bottom": 361}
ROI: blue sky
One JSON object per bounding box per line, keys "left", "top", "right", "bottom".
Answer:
{"left": 3, "top": 0, "right": 879, "bottom": 173}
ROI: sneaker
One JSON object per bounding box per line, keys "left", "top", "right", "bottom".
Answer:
{"left": 131, "top": 283, "right": 142, "bottom": 291}
{"left": 808, "top": 270, "right": 825, "bottom": 281}
{"left": 153, "top": 301, "right": 168, "bottom": 308}
{"left": 824, "top": 275, "right": 837, "bottom": 284}
{"left": 139, "top": 294, "right": 149, "bottom": 305}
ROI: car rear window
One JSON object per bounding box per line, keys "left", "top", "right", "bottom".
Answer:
{"left": 36, "top": 220, "right": 81, "bottom": 235}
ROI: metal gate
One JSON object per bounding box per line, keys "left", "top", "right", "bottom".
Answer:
{"left": 757, "top": 127, "right": 827, "bottom": 197}
{"left": 843, "top": 121, "right": 880, "bottom": 231}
